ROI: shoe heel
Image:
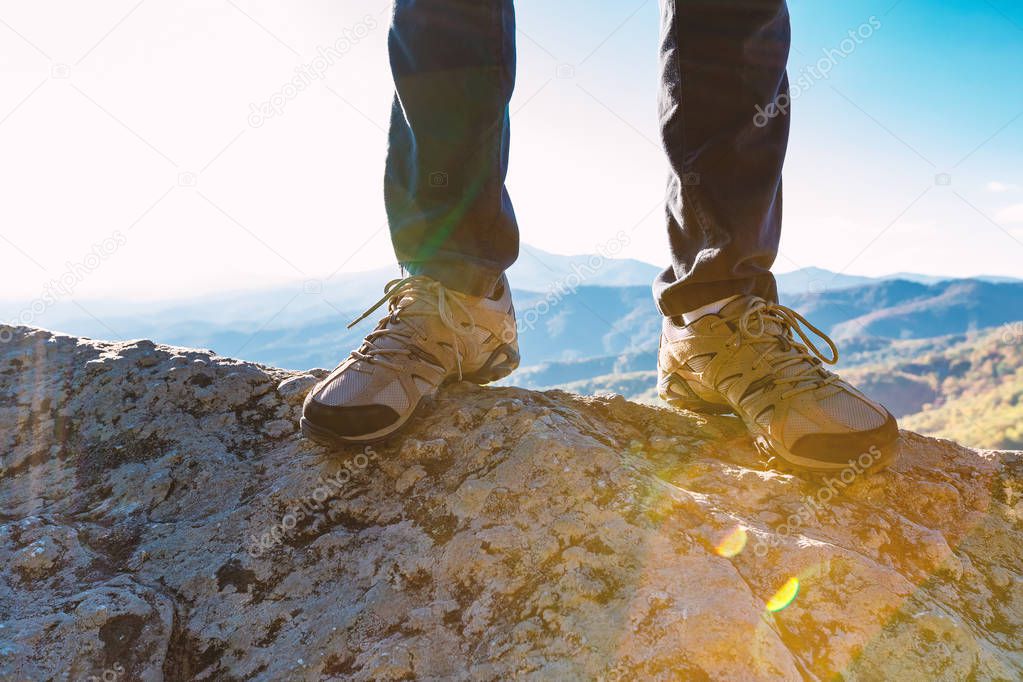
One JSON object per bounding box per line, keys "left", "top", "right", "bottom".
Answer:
{"left": 463, "top": 343, "right": 520, "bottom": 384}
{"left": 659, "top": 373, "right": 732, "bottom": 415}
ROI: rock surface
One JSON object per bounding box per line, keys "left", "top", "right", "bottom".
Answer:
{"left": 1, "top": 325, "right": 1021, "bottom": 681}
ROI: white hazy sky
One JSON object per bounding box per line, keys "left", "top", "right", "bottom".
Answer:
{"left": 1, "top": 0, "right": 1022, "bottom": 305}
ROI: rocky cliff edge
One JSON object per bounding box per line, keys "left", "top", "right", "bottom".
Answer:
{"left": 1, "top": 325, "right": 1022, "bottom": 680}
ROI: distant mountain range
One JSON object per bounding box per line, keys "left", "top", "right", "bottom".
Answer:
{"left": 785, "top": 279, "right": 1023, "bottom": 341}
{"left": 773, "top": 267, "right": 1020, "bottom": 296}
{"left": 7, "top": 244, "right": 1022, "bottom": 448}
{"left": 517, "top": 322, "right": 1023, "bottom": 450}
{"left": 4, "top": 244, "right": 1020, "bottom": 375}
{"left": 511, "top": 251, "right": 1019, "bottom": 298}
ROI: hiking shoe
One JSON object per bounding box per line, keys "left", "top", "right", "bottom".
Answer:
{"left": 658, "top": 295, "right": 899, "bottom": 472}
{"left": 301, "top": 274, "right": 519, "bottom": 446}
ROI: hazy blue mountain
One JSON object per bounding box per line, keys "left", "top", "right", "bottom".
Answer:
{"left": 512, "top": 286, "right": 659, "bottom": 365}
{"left": 774, "top": 267, "right": 876, "bottom": 295}
{"left": 830, "top": 280, "right": 1023, "bottom": 340}
{"left": 786, "top": 279, "right": 1023, "bottom": 341}
{"left": 6, "top": 237, "right": 1022, "bottom": 374}
{"left": 26, "top": 284, "right": 661, "bottom": 372}
{"left": 783, "top": 279, "right": 934, "bottom": 336}
{"left": 774, "top": 267, "right": 1020, "bottom": 295}
{"left": 513, "top": 243, "right": 661, "bottom": 289}
{"left": 509, "top": 351, "right": 658, "bottom": 390}
{"left": 512, "top": 279, "right": 1023, "bottom": 390}
{"left": 3, "top": 243, "right": 658, "bottom": 343}
{"left": 194, "top": 279, "right": 1023, "bottom": 372}
{"left": 884, "top": 272, "right": 1023, "bottom": 286}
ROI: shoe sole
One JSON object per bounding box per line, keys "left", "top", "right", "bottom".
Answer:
{"left": 461, "top": 343, "right": 521, "bottom": 384}
{"left": 749, "top": 430, "right": 899, "bottom": 475}
{"left": 658, "top": 372, "right": 733, "bottom": 415}
{"left": 660, "top": 395, "right": 735, "bottom": 415}
{"left": 300, "top": 342, "right": 520, "bottom": 448}
{"left": 660, "top": 372, "right": 898, "bottom": 474}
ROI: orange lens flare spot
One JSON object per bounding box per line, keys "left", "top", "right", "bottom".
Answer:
{"left": 715, "top": 526, "right": 748, "bottom": 558}
{"left": 766, "top": 577, "right": 800, "bottom": 612}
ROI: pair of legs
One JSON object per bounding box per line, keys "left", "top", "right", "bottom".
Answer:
{"left": 301, "top": 0, "right": 900, "bottom": 473}
{"left": 385, "top": 0, "right": 790, "bottom": 314}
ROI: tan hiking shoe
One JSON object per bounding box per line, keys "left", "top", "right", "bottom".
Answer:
{"left": 658, "top": 295, "right": 899, "bottom": 472}
{"left": 301, "top": 274, "right": 519, "bottom": 445}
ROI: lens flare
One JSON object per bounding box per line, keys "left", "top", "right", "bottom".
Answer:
{"left": 766, "top": 577, "right": 800, "bottom": 612}
{"left": 715, "top": 526, "right": 748, "bottom": 558}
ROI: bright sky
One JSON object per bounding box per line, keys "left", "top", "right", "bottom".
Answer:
{"left": 1, "top": 0, "right": 1022, "bottom": 304}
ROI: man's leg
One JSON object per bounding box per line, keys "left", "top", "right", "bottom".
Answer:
{"left": 654, "top": 0, "right": 790, "bottom": 316}
{"left": 302, "top": 1, "right": 521, "bottom": 446}
{"left": 386, "top": 0, "right": 518, "bottom": 297}
{"left": 654, "top": 1, "right": 900, "bottom": 473}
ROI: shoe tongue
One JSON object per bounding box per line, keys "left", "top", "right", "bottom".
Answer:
{"left": 727, "top": 298, "right": 827, "bottom": 384}
{"left": 717, "top": 296, "right": 786, "bottom": 336}
{"left": 719, "top": 295, "right": 761, "bottom": 318}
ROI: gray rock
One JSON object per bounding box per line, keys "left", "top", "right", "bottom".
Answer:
{"left": 276, "top": 374, "right": 318, "bottom": 404}
{"left": 1, "top": 324, "right": 1021, "bottom": 681}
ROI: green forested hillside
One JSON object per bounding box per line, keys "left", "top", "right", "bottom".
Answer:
{"left": 875, "top": 324, "right": 1023, "bottom": 449}
{"left": 900, "top": 375, "right": 1023, "bottom": 449}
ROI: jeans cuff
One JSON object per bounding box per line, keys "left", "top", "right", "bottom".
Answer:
{"left": 402, "top": 255, "right": 505, "bottom": 297}
{"left": 655, "top": 273, "right": 778, "bottom": 317}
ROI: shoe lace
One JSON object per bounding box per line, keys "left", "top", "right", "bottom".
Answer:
{"left": 345, "top": 275, "right": 477, "bottom": 379}
{"left": 712, "top": 299, "right": 841, "bottom": 400}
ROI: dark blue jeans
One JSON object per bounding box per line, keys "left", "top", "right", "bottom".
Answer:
{"left": 385, "top": 0, "right": 790, "bottom": 315}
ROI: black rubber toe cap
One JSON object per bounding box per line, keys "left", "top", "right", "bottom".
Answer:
{"left": 302, "top": 398, "right": 400, "bottom": 439}
{"left": 790, "top": 412, "right": 900, "bottom": 466}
